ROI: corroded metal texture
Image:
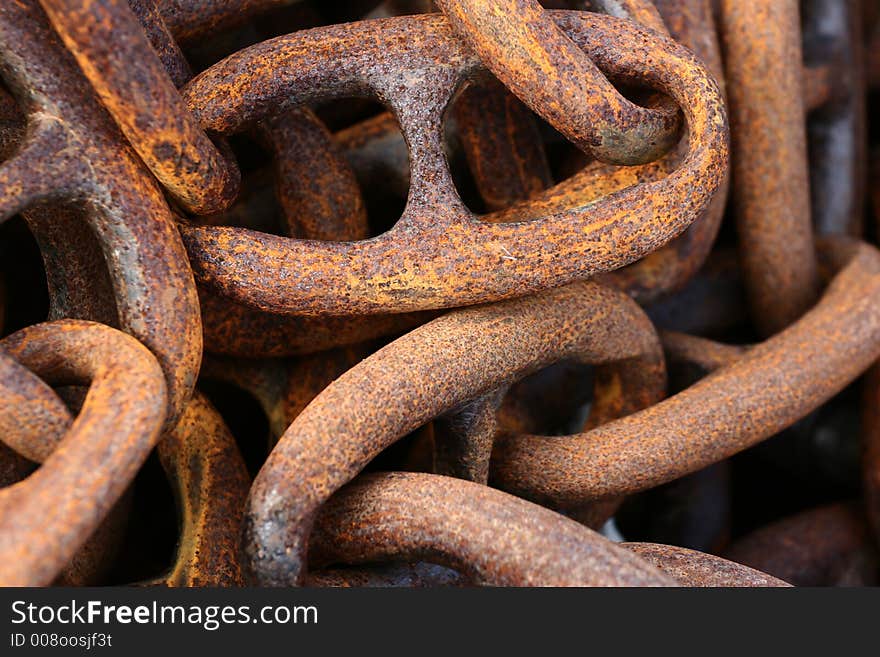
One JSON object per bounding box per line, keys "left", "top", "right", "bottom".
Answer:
{"left": 718, "top": 0, "right": 819, "bottom": 336}
{"left": 0, "top": 0, "right": 877, "bottom": 589}
{"left": 0, "top": 320, "right": 166, "bottom": 585}
{"left": 148, "top": 393, "right": 250, "bottom": 586}
{"left": 724, "top": 503, "right": 878, "bottom": 586}
{"left": 0, "top": 351, "right": 71, "bottom": 462}
{"left": 493, "top": 240, "right": 880, "bottom": 505}
{"left": 623, "top": 543, "right": 789, "bottom": 587}
{"left": 310, "top": 472, "right": 675, "bottom": 586}
{"left": 179, "top": 12, "right": 728, "bottom": 315}
{"left": 244, "top": 279, "right": 664, "bottom": 584}
{"left": 0, "top": 0, "right": 201, "bottom": 426}
{"left": 38, "top": 0, "right": 241, "bottom": 215}
{"left": 436, "top": 0, "right": 681, "bottom": 165}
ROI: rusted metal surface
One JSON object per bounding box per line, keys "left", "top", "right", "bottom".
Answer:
{"left": 0, "top": 351, "right": 71, "bottom": 462}
{"left": 179, "top": 11, "right": 727, "bottom": 315}
{"left": 130, "top": 0, "right": 193, "bottom": 89}
{"left": 307, "top": 562, "right": 467, "bottom": 588}
{"left": 146, "top": 393, "right": 250, "bottom": 586}
{"left": 479, "top": 0, "right": 729, "bottom": 305}
{"left": 724, "top": 503, "right": 878, "bottom": 587}
{"left": 157, "top": 0, "right": 305, "bottom": 42}
{"left": 0, "top": 0, "right": 201, "bottom": 426}
{"left": 0, "top": 0, "right": 877, "bottom": 588}
{"left": 623, "top": 543, "right": 790, "bottom": 587}
{"left": 493, "top": 240, "right": 880, "bottom": 506}
{"left": 451, "top": 78, "right": 552, "bottom": 213}
{"left": 436, "top": 1, "right": 681, "bottom": 166}
{"left": 244, "top": 279, "right": 665, "bottom": 584}
{"left": 719, "top": 0, "right": 820, "bottom": 336}
{"left": 0, "top": 320, "right": 166, "bottom": 586}
{"left": 309, "top": 472, "right": 674, "bottom": 586}
{"left": 660, "top": 330, "right": 746, "bottom": 373}
{"left": 0, "top": 347, "right": 131, "bottom": 587}
{"left": 38, "top": 0, "right": 240, "bottom": 215}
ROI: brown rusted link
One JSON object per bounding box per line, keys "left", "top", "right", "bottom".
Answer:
{"left": 201, "top": 346, "right": 369, "bottom": 446}
{"left": 180, "top": 11, "right": 727, "bottom": 316}
{"left": 622, "top": 543, "right": 790, "bottom": 587}
{"left": 1, "top": 0, "right": 872, "bottom": 591}
{"left": 660, "top": 331, "right": 747, "bottom": 373}
{"left": 0, "top": 320, "right": 166, "bottom": 586}
{"left": 437, "top": 1, "right": 680, "bottom": 165}
{"left": 0, "top": 353, "right": 131, "bottom": 586}
{"left": 61, "top": 399, "right": 256, "bottom": 585}
{"left": 492, "top": 239, "right": 880, "bottom": 506}
{"left": 0, "top": 85, "right": 23, "bottom": 160}
{"left": 24, "top": 206, "right": 119, "bottom": 331}
{"left": 142, "top": 393, "right": 250, "bottom": 586}
{"left": 54, "top": 493, "right": 132, "bottom": 586}
{"left": 257, "top": 108, "right": 368, "bottom": 241}
{"left": 652, "top": 0, "right": 724, "bottom": 89}
{"left": 129, "top": 0, "right": 192, "bottom": 89}
{"left": 211, "top": 83, "right": 408, "bottom": 356}
{"left": 451, "top": 77, "right": 552, "bottom": 212}
{"left": 576, "top": 0, "right": 685, "bottom": 157}
{"left": 488, "top": 0, "right": 728, "bottom": 304}
{"left": 244, "top": 278, "right": 664, "bottom": 585}
{"left": 336, "top": 111, "right": 411, "bottom": 210}
{"left": 309, "top": 472, "right": 675, "bottom": 586}
{"left": 202, "top": 102, "right": 436, "bottom": 358}
{"left": 0, "top": 0, "right": 201, "bottom": 425}
{"left": 802, "top": 0, "right": 867, "bottom": 237}
{"left": 156, "top": 0, "right": 304, "bottom": 42}
{"left": 0, "top": 118, "right": 83, "bottom": 223}
{"left": 0, "top": 444, "right": 34, "bottom": 489}
{"left": 307, "top": 562, "right": 467, "bottom": 588}
{"left": 38, "top": 0, "right": 240, "bottom": 215}
{"left": 0, "top": 351, "right": 72, "bottom": 462}
{"left": 861, "top": 362, "right": 880, "bottom": 547}
{"left": 493, "top": 360, "right": 593, "bottom": 439}
{"left": 199, "top": 355, "right": 289, "bottom": 443}
{"left": 433, "top": 388, "right": 505, "bottom": 484}
{"left": 724, "top": 503, "right": 877, "bottom": 586}
{"left": 200, "top": 291, "right": 434, "bottom": 358}
{"left": 719, "top": 0, "right": 820, "bottom": 336}
{"left": 275, "top": 348, "right": 373, "bottom": 442}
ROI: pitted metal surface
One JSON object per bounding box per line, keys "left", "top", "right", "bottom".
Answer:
{"left": 0, "top": 0, "right": 877, "bottom": 588}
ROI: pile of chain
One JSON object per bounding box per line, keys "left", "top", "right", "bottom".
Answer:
{"left": 0, "top": 0, "right": 878, "bottom": 587}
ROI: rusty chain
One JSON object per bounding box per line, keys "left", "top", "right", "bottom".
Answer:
{"left": 0, "top": 0, "right": 877, "bottom": 587}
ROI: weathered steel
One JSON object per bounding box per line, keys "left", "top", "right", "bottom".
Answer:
{"left": 436, "top": 0, "right": 680, "bottom": 166}
{"left": 179, "top": 12, "right": 727, "bottom": 316}
{"left": 492, "top": 239, "right": 880, "bottom": 505}
{"left": 623, "top": 543, "right": 790, "bottom": 587}
{"left": 244, "top": 279, "right": 665, "bottom": 585}
{"left": 725, "top": 503, "right": 877, "bottom": 586}
{"left": 719, "top": 0, "right": 820, "bottom": 335}
{"left": 0, "top": 320, "right": 166, "bottom": 586}
{"left": 309, "top": 472, "right": 675, "bottom": 586}
{"left": 38, "top": 0, "right": 240, "bottom": 215}
{"left": 0, "top": 0, "right": 201, "bottom": 426}
{"left": 146, "top": 393, "right": 250, "bottom": 587}
{"left": 0, "top": 0, "right": 874, "bottom": 590}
